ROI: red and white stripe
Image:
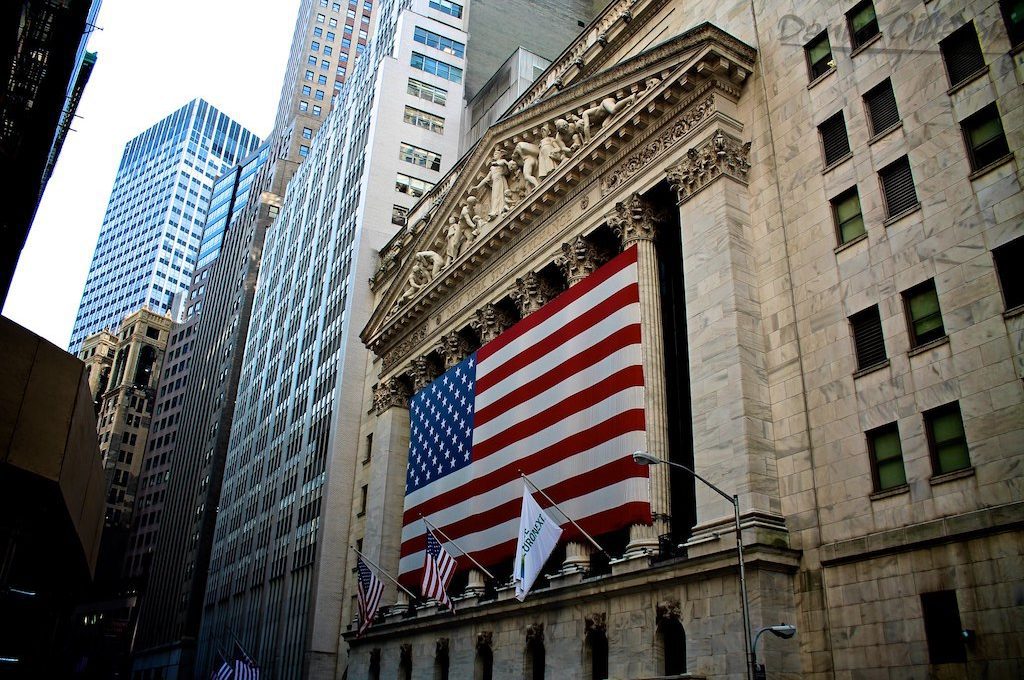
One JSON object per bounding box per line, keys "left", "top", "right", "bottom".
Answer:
{"left": 399, "top": 247, "right": 650, "bottom": 580}
{"left": 421, "top": 531, "right": 457, "bottom": 609}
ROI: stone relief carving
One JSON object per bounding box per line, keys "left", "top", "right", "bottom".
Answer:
{"left": 656, "top": 599, "right": 682, "bottom": 625}
{"left": 410, "top": 356, "right": 439, "bottom": 391}
{"left": 381, "top": 324, "right": 429, "bottom": 373}
{"left": 580, "top": 77, "right": 658, "bottom": 141}
{"left": 666, "top": 129, "right": 751, "bottom": 203}
{"left": 606, "top": 193, "right": 660, "bottom": 247}
{"left": 585, "top": 612, "right": 608, "bottom": 637}
{"left": 472, "top": 303, "right": 514, "bottom": 344}
{"left": 473, "top": 147, "right": 518, "bottom": 219}
{"left": 510, "top": 271, "right": 557, "bottom": 318}
{"left": 525, "top": 622, "right": 545, "bottom": 646}
{"left": 398, "top": 250, "right": 445, "bottom": 305}
{"left": 556, "top": 235, "right": 603, "bottom": 287}
{"left": 435, "top": 330, "right": 471, "bottom": 369}
{"left": 372, "top": 377, "right": 410, "bottom": 414}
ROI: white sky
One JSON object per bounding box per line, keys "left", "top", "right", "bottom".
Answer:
{"left": 3, "top": 0, "right": 300, "bottom": 348}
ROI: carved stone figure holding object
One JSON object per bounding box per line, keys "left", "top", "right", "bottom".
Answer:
{"left": 472, "top": 147, "right": 517, "bottom": 219}
{"left": 538, "top": 122, "right": 571, "bottom": 178}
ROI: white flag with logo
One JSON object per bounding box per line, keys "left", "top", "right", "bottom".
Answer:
{"left": 513, "top": 483, "right": 562, "bottom": 601}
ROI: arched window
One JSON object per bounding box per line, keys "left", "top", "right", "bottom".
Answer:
{"left": 655, "top": 601, "right": 685, "bottom": 676}
{"left": 525, "top": 623, "right": 545, "bottom": 680}
{"left": 475, "top": 632, "right": 493, "bottom": 680}
{"left": 368, "top": 648, "right": 380, "bottom": 680}
{"left": 398, "top": 643, "right": 412, "bottom": 680}
{"left": 434, "top": 637, "right": 449, "bottom": 680}
{"left": 584, "top": 613, "right": 608, "bottom": 680}
{"left": 133, "top": 344, "right": 158, "bottom": 386}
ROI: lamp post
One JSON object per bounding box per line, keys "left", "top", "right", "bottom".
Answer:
{"left": 752, "top": 624, "right": 797, "bottom": 679}
{"left": 632, "top": 451, "right": 754, "bottom": 680}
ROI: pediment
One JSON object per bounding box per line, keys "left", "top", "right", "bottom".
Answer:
{"left": 362, "top": 23, "right": 755, "bottom": 364}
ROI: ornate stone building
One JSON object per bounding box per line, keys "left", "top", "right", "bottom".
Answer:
{"left": 350, "top": 0, "right": 1024, "bottom": 678}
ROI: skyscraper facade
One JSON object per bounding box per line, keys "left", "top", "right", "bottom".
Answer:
{"left": 195, "top": 0, "right": 600, "bottom": 678}
{"left": 132, "top": 2, "right": 375, "bottom": 676}
{"left": 68, "top": 99, "right": 260, "bottom": 352}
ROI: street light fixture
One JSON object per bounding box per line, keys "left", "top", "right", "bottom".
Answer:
{"left": 632, "top": 451, "right": 755, "bottom": 680}
{"left": 752, "top": 624, "right": 797, "bottom": 678}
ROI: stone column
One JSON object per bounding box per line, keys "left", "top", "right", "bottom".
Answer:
{"left": 471, "top": 303, "right": 514, "bottom": 344}
{"left": 510, "top": 271, "right": 556, "bottom": 318}
{"left": 554, "top": 236, "right": 604, "bottom": 571}
{"left": 607, "top": 193, "right": 669, "bottom": 554}
{"left": 366, "top": 377, "right": 412, "bottom": 604}
{"left": 666, "top": 130, "right": 786, "bottom": 550}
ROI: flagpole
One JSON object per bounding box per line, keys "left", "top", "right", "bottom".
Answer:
{"left": 519, "top": 471, "right": 612, "bottom": 560}
{"left": 227, "top": 626, "right": 255, "bottom": 664}
{"left": 419, "top": 515, "right": 496, "bottom": 581}
{"left": 350, "top": 545, "right": 419, "bottom": 601}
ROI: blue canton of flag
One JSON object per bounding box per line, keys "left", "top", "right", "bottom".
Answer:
{"left": 406, "top": 356, "right": 477, "bottom": 494}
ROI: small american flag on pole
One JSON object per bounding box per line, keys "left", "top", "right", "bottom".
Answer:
{"left": 398, "top": 246, "right": 650, "bottom": 584}
{"left": 356, "top": 556, "right": 384, "bottom": 636}
{"left": 421, "top": 529, "right": 457, "bottom": 610}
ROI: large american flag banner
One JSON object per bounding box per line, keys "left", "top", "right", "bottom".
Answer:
{"left": 398, "top": 246, "right": 651, "bottom": 584}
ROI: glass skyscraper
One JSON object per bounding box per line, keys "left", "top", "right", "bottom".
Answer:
{"left": 68, "top": 98, "right": 260, "bottom": 352}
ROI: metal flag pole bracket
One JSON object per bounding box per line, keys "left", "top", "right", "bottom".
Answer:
{"left": 419, "top": 514, "right": 497, "bottom": 581}
{"left": 518, "top": 470, "right": 612, "bottom": 561}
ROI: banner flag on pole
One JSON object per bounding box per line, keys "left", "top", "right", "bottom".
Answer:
{"left": 421, "top": 529, "right": 457, "bottom": 610}
{"left": 513, "top": 483, "right": 562, "bottom": 601}
{"left": 357, "top": 555, "right": 384, "bottom": 636}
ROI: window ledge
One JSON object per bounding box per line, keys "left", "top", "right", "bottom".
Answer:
{"left": 850, "top": 32, "right": 883, "bottom": 58}
{"left": 834, "top": 232, "right": 868, "bottom": 254}
{"left": 946, "top": 65, "right": 989, "bottom": 95}
{"left": 883, "top": 203, "right": 921, "bottom": 227}
{"left": 930, "top": 467, "right": 975, "bottom": 486}
{"left": 908, "top": 335, "right": 949, "bottom": 357}
{"left": 853, "top": 359, "right": 890, "bottom": 379}
{"left": 870, "top": 484, "right": 909, "bottom": 501}
{"left": 1003, "top": 304, "right": 1024, "bottom": 319}
{"left": 967, "top": 153, "right": 1015, "bottom": 181}
{"left": 807, "top": 66, "right": 837, "bottom": 90}
{"left": 1011, "top": 42, "right": 1024, "bottom": 57}
{"left": 867, "top": 121, "right": 902, "bottom": 145}
{"left": 823, "top": 152, "right": 853, "bottom": 174}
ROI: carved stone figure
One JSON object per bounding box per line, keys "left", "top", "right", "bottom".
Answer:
{"left": 538, "top": 122, "right": 570, "bottom": 177}
{"left": 556, "top": 116, "right": 582, "bottom": 152}
{"left": 446, "top": 197, "right": 480, "bottom": 265}
{"left": 580, "top": 77, "right": 658, "bottom": 140}
{"left": 472, "top": 147, "right": 517, "bottom": 219}
{"left": 444, "top": 216, "right": 462, "bottom": 264}
{"left": 398, "top": 250, "right": 445, "bottom": 305}
{"left": 513, "top": 141, "right": 541, "bottom": 189}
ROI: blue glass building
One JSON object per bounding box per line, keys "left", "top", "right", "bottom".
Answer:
{"left": 69, "top": 99, "right": 260, "bottom": 352}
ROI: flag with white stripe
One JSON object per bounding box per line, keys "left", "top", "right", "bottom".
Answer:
{"left": 357, "top": 556, "right": 384, "bottom": 635}
{"left": 212, "top": 659, "right": 233, "bottom": 680}
{"left": 233, "top": 658, "right": 258, "bottom": 680}
{"left": 421, "top": 529, "right": 457, "bottom": 610}
{"left": 398, "top": 246, "right": 650, "bottom": 584}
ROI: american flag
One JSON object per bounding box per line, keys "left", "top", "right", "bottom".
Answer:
{"left": 232, "top": 658, "right": 258, "bottom": 680}
{"left": 356, "top": 556, "right": 384, "bottom": 635}
{"left": 398, "top": 246, "right": 650, "bottom": 584}
{"left": 212, "top": 659, "right": 233, "bottom": 680}
{"left": 421, "top": 529, "right": 457, "bottom": 610}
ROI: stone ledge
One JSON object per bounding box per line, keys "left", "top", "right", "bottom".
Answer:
{"left": 820, "top": 500, "right": 1024, "bottom": 566}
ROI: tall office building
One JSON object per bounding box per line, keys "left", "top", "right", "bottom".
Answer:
{"left": 195, "top": 1, "right": 600, "bottom": 678}
{"left": 68, "top": 99, "right": 261, "bottom": 352}
{"left": 132, "top": 2, "right": 377, "bottom": 677}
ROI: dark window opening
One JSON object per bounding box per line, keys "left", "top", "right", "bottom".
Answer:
{"left": 867, "top": 423, "right": 906, "bottom": 491}
{"left": 851, "top": 305, "right": 886, "bottom": 369}
{"left": 924, "top": 402, "right": 970, "bottom": 475}
{"left": 993, "top": 236, "right": 1024, "bottom": 309}
{"left": 847, "top": 1, "right": 880, "bottom": 48}
{"left": 1001, "top": 0, "right": 1024, "bottom": 46}
{"left": 903, "top": 279, "right": 944, "bottom": 347}
{"left": 921, "top": 590, "right": 967, "bottom": 663}
{"left": 864, "top": 79, "right": 900, "bottom": 136}
{"left": 832, "top": 187, "right": 865, "bottom": 244}
{"left": 819, "top": 112, "right": 851, "bottom": 167}
{"left": 805, "top": 31, "right": 835, "bottom": 80}
{"left": 659, "top": 619, "right": 686, "bottom": 675}
{"left": 961, "top": 103, "right": 1010, "bottom": 172}
{"left": 586, "top": 629, "right": 609, "bottom": 680}
{"left": 879, "top": 156, "right": 918, "bottom": 218}
{"left": 940, "top": 23, "right": 986, "bottom": 88}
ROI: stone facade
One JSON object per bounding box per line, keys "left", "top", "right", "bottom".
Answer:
{"left": 344, "top": 1, "right": 1024, "bottom": 679}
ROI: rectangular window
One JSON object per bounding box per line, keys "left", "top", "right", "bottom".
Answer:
{"left": 805, "top": 30, "right": 834, "bottom": 80}
{"left": 299, "top": 145, "right": 309, "bottom": 157}
{"left": 864, "top": 78, "right": 900, "bottom": 137}
{"left": 311, "top": 40, "right": 320, "bottom": 51}
{"left": 961, "top": 103, "right": 1010, "bottom": 172}
{"left": 429, "top": 0, "right": 463, "bottom": 17}
{"left": 326, "top": 31, "right": 335, "bottom": 41}
{"left": 344, "top": 24, "right": 353, "bottom": 34}
{"left": 924, "top": 403, "right": 970, "bottom": 475}
{"left": 312, "top": 104, "right": 322, "bottom": 116}
{"left": 314, "top": 90, "right": 325, "bottom": 101}
{"left": 903, "top": 279, "right": 944, "bottom": 347}
{"left": 313, "top": 26, "right": 323, "bottom": 37}
{"left": 851, "top": 305, "right": 886, "bottom": 370}
{"left": 305, "top": 69, "right": 314, "bottom": 81}
{"left": 399, "top": 142, "right": 442, "bottom": 170}
{"left": 317, "top": 13, "right": 326, "bottom": 22}
{"left": 299, "top": 100, "right": 309, "bottom": 111}
{"left": 940, "top": 23, "right": 986, "bottom": 88}
{"left": 411, "top": 52, "right": 463, "bottom": 83}
{"left": 358, "top": 484, "right": 368, "bottom": 515}
{"left": 1001, "top": 0, "right": 1024, "bottom": 46}
{"left": 867, "top": 423, "right": 906, "bottom": 491}
{"left": 819, "top": 112, "right": 851, "bottom": 167}
{"left": 879, "top": 156, "right": 918, "bottom": 218}
{"left": 403, "top": 105, "right": 445, "bottom": 133}
{"left": 831, "top": 187, "right": 865, "bottom": 244}
{"left": 329, "top": 17, "right": 338, "bottom": 27}
{"left": 847, "top": 0, "right": 880, "bottom": 49}
{"left": 364, "top": 432, "right": 374, "bottom": 463}
{"left": 302, "top": 127, "right": 313, "bottom": 139}
{"left": 407, "top": 78, "right": 447, "bottom": 105}
{"left": 318, "top": 74, "right": 327, "bottom": 84}
{"left": 921, "top": 591, "right": 967, "bottom": 663}
{"left": 302, "top": 85, "right": 312, "bottom": 96}
{"left": 392, "top": 205, "right": 409, "bottom": 226}
{"left": 993, "top": 236, "right": 1024, "bottom": 310}
{"left": 413, "top": 26, "right": 466, "bottom": 58}
{"left": 324, "top": 46, "right": 333, "bottom": 56}
{"left": 395, "top": 172, "right": 435, "bottom": 198}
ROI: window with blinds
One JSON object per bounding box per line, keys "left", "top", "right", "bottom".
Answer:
{"left": 939, "top": 23, "right": 986, "bottom": 88}
{"left": 867, "top": 423, "right": 906, "bottom": 491}
{"left": 831, "top": 187, "right": 865, "bottom": 244}
{"left": 879, "top": 156, "right": 918, "bottom": 218}
{"left": 924, "top": 403, "right": 970, "bottom": 475}
{"left": 850, "top": 305, "right": 886, "bottom": 370}
{"left": 902, "top": 279, "right": 944, "bottom": 347}
{"left": 847, "top": 1, "right": 880, "bottom": 49}
{"left": 961, "top": 103, "right": 1010, "bottom": 172}
{"left": 819, "top": 112, "right": 851, "bottom": 167}
{"left": 993, "top": 236, "right": 1024, "bottom": 310}
{"left": 864, "top": 79, "right": 900, "bottom": 137}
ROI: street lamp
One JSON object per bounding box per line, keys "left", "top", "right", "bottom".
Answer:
{"left": 752, "top": 624, "right": 797, "bottom": 679}
{"left": 632, "top": 451, "right": 755, "bottom": 680}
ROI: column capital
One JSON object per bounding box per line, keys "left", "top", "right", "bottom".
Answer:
{"left": 372, "top": 377, "right": 411, "bottom": 415}
{"left": 435, "top": 330, "right": 471, "bottom": 369}
{"left": 510, "top": 271, "right": 557, "bottom": 318}
{"left": 556, "top": 235, "right": 602, "bottom": 287}
{"left": 607, "top": 192, "right": 660, "bottom": 249}
{"left": 472, "top": 303, "right": 514, "bottom": 344}
{"left": 409, "top": 356, "right": 439, "bottom": 391}
{"left": 666, "top": 129, "right": 751, "bottom": 203}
